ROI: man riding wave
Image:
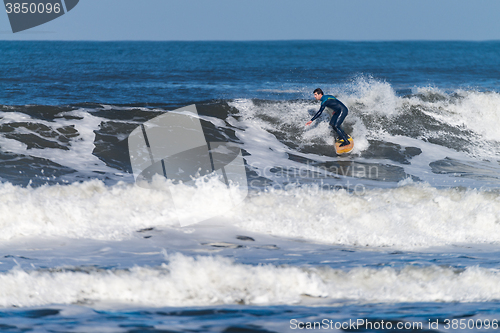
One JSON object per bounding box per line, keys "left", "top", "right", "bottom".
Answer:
{"left": 306, "top": 88, "right": 350, "bottom": 147}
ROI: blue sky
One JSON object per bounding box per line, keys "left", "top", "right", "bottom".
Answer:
{"left": 2, "top": 0, "right": 500, "bottom": 40}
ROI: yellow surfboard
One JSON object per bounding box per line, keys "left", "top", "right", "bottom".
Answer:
{"left": 334, "top": 135, "right": 354, "bottom": 154}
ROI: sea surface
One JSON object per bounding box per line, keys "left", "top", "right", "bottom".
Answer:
{"left": 1, "top": 41, "right": 500, "bottom": 332}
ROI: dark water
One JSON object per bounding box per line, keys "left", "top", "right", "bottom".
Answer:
{"left": 2, "top": 41, "right": 500, "bottom": 106}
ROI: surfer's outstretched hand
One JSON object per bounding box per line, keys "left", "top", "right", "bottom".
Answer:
{"left": 305, "top": 121, "right": 312, "bottom": 126}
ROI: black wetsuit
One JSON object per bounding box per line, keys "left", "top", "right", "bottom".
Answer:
{"left": 311, "top": 95, "right": 349, "bottom": 143}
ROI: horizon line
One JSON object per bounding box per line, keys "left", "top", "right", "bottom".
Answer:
{"left": 1, "top": 38, "right": 500, "bottom": 42}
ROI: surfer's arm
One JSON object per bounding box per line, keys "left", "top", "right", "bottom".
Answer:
{"left": 310, "top": 105, "right": 325, "bottom": 121}
{"left": 305, "top": 106, "right": 325, "bottom": 126}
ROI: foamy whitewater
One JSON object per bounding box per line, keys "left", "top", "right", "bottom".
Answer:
{"left": 2, "top": 41, "right": 500, "bottom": 332}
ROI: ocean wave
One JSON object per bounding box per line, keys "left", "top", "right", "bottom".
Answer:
{"left": 1, "top": 179, "right": 500, "bottom": 248}
{"left": 231, "top": 78, "right": 500, "bottom": 158}
{"left": 2, "top": 253, "right": 500, "bottom": 307}
{"left": 1, "top": 79, "right": 500, "bottom": 191}
{"left": 232, "top": 181, "right": 500, "bottom": 248}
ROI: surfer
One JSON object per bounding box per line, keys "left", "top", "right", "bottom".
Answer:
{"left": 306, "top": 88, "right": 350, "bottom": 147}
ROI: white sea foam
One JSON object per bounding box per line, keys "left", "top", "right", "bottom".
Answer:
{"left": 232, "top": 182, "right": 500, "bottom": 248}
{"left": 2, "top": 253, "right": 500, "bottom": 307}
{"left": 412, "top": 88, "right": 500, "bottom": 142}
{"left": 341, "top": 76, "right": 403, "bottom": 117}
{"left": 0, "top": 176, "right": 238, "bottom": 241}
{"left": 348, "top": 81, "right": 500, "bottom": 160}
{"left": 1, "top": 178, "right": 500, "bottom": 248}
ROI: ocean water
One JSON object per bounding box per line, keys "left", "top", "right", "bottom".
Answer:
{"left": 1, "top": 41, "right": 500, "bottom": 332}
